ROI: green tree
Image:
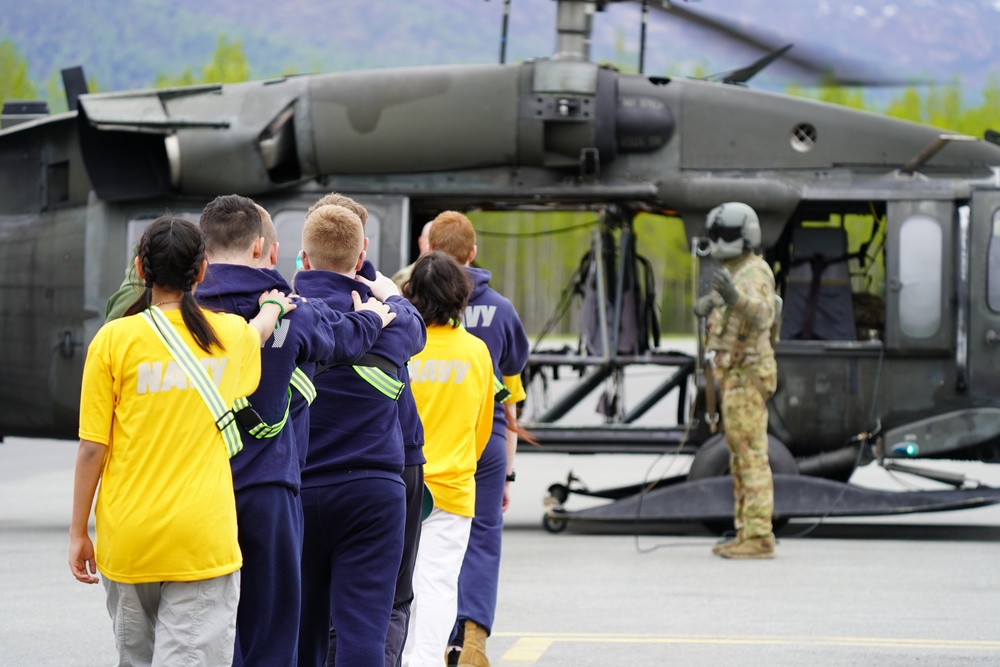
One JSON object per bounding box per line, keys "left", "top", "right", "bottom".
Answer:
{"left": 156, "top": 36, "right": 251, "bottom": 88}
{"left": 0, "top": 39, "right": 39, "bottom": 110}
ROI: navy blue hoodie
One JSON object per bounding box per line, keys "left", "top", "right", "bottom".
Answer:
{"left": 196, "top": 264, "right": 383, "bottom": 492}
{"left": 359, "top": 260, "right": 426, "bottom": 467}
{"left": 295, "top": 269, "right": 427, "bottom": 487}
{"left": 464, "top": 267, "right": 531, "bottom": 437}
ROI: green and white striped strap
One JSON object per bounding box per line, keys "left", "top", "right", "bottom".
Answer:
{"left": 290, "top": 367, "right": 316, "bottom": 405}
{"left": 139, "top": 307, "right": 243, "bottom": 458}
{"left": 493, "top": 374, "right": 511, "bottom": 403}
{"left": 232, "top": 367, "right": 315, "bottom": 439}
{"left": 231, "top": 390, "right": 291, "bottom": 439}
{"left": 353, "top": 365, "right": 405, "bottom": 401}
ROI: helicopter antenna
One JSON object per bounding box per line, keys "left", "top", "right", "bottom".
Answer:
{"left": 638, "top": 0, "right": 648, "bottom": 74}
{"left": 499, "top": 0, "right": 512, "bottom": 64}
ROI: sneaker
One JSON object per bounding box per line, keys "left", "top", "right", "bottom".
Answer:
{"left": 718, "top": 535, "right": 775, "bottom": 559}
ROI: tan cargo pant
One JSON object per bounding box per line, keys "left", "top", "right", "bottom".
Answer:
{"left": 715, "top": 356, "right": 777, "bottom": 540}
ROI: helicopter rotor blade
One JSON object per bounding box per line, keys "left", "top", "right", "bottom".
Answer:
{"left": 629, "top": 0, "right": 918, "bottom": 87}
{"left": 705, "top": 43, "right": 793, "bottom": 86}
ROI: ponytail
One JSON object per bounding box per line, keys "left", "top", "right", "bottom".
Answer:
{"left": 180, "top": 290, "right": 220, "bottom": 354}
{"left": 125, "top": 216, "right": 223, "bottom": 353}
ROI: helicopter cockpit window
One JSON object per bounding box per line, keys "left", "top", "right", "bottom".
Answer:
{"left": 898, "top": 214, "right": 942, "bottom": 338}
{"left": 987, "top": 211, "right": 1000, "bottom": 312}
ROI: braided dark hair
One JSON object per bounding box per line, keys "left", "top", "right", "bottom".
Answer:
{"left": 402, "top": 251, "right": 470, "bottom": 327}
{"left": 123, "top": 216, "right": 222, "bottom": 352}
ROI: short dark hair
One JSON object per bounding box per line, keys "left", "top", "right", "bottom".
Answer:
{"left": 199, "top": 194, "right": 263, "bottom": 255}
{"left": 402, "top": 251, "right": 470, "bottom": 327}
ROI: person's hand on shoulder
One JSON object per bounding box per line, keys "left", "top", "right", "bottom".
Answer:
{"left": 356, "top": 271, "right": 400, "bottom": 301}
{"left": 258, "top": 289, "right": 297, "bottom": 316}
{"left": 352, "top": 291, "right": 396, "bottom": 329}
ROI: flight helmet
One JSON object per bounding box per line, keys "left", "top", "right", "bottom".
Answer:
{"left": 705, "top": 202, "right": 761, "bottom": 259}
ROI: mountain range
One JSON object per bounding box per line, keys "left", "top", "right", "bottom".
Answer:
{"left": 3, "top": 0, "right": 1000, "bottom": 106}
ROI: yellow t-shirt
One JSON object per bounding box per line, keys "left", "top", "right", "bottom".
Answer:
{"left": 409, "top": 324, "right": 494, "bottom": 517}
{"left": 79, "top": 308, "right": 261, "bottom": 584}
{"left": 503, "top": 373, "right": 526, "bottom": 404}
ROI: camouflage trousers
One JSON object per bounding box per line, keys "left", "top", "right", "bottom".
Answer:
{"left": 714, "top": 357, "right": 777, "bottom": 540}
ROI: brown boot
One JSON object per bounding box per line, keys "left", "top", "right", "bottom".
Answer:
{"left": 457, "top": 620, "right": 490, "bottom": 667}
{"left": 711, "top": 538, "right": 737, "bottom": 555}
{"left": 718, "top": 535, "right": 775, "bottom": 559}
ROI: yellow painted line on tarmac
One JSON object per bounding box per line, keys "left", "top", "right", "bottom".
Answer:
{"left": 502, "top": 637, "right": 556, "bottom": 662}
{"left": 494, "top": 631, "right": 1000, "bottom": 661}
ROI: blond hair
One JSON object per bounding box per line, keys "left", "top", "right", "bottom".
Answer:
{"left": 307, "top": 192, "right": 368, "bottom": 227}
{"left": 427, "top": 211, "right": 476, "bottom": 265}
{"left": 302, "top": 205, "right": 365, "bottom": 272}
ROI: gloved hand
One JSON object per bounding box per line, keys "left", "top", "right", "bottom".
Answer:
{"left": 712, "top": 268, "right": 739, "bottom": 304}
{"left": 693, "top": 293, "right": 719, "bottom": 317}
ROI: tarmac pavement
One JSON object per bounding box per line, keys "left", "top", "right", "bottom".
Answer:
{"left": 2, "top": 436, "right": 1000, "bottom": 666}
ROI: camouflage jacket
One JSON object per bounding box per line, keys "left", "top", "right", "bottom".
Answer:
{"left": 705, "top": 253, "right": 776, "bottom": 369}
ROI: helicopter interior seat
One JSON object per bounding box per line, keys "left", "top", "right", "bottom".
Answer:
{"left": 780, "top": 226, "right": 857, "bottom": 341}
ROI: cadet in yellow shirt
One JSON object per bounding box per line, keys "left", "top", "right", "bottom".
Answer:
{"left": 69, "top": 216, "right": 293, "bottom": 667}
{"left": 401, "top": 252, "right": 494, "bottom": 667}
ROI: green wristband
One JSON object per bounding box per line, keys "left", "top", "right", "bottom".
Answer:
{"left": 260, "top": 298, "right": 285, "bottom": 320}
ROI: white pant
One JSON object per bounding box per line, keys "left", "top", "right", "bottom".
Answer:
{"left": 402, "top": 507, "right": 472, "bottom": 667}
{"left": 103, "top": 571, "right": 240, "bottom": 667}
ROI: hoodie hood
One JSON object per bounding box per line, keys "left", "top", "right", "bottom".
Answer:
{"left": 464, "top": 266, "right": 492, "bottom": 302}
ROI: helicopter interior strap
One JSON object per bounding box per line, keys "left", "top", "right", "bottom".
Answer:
{"left": 139, "top": 307, "right": 243, "bottom": 458}
{"left": 793, "top": 251, "right": 851, "bottom": 340}
{"left": 781, "top": 224, "right": 861, "bottom": 342}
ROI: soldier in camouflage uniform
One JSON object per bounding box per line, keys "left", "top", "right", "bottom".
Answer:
{"left": 694, "top": 202, "right": 778, "bottom": 559}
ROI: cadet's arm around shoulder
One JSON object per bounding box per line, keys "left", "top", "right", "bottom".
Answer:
{"left": 249, "top": 289, "right": 297, "bottom": 344}
{"left": 355, "top": 270, "right": 400, "bottom": 301}
{"left": 351, "top": 290, "right": 396, "bottom": 328}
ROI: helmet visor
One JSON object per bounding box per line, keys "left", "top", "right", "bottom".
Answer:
{"left": 707, "top": 225, "right": 743, "bottom": 243}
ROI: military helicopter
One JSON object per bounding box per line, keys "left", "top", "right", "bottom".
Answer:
{"left": 4, "top": 0, "right": 1000, "bottom": 531}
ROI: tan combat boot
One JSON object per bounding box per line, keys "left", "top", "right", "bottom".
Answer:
{"left": 457, "top": 620, "right": 490, "bottom": 667}
{"left": 718, "top": 535, "right": 775, "bottom": 559}
{"left": 712, "top": 529, "right": 743, "bottom": 555}
{"left": 712, "top": 538, "right": 737, "bottom": 555}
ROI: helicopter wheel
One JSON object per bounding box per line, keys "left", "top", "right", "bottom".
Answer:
{"left": 542, "top": 513, "right": 568, "bottom": 534}
{"left": 688, "top": 433, "right": 798, "bottom": 536}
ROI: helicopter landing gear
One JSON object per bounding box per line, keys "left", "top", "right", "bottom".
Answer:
{"left": 687, "top": 433, "right": 799, "bottom": 535}
{"left": 542, "top": 473, "right": 586, "bottom": 533}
